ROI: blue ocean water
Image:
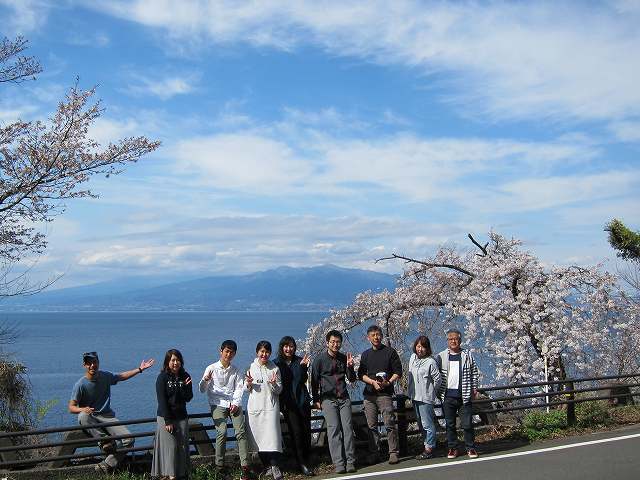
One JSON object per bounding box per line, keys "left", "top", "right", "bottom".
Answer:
{"left": 3, "top": 311, "right": 327, "bottom": 429}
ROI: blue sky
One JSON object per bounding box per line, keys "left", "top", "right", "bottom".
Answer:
{"left": 1, "top": 0, "right": 639, "bottom": 288}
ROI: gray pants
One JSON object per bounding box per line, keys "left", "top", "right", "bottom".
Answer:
{"left": 78, "top": 412, "right": 134, "bottom": 468}
{"left": 322, "top": 398, "right": 355, "bottom": 469}
{"left": 363, "top": 395, "right": 399, "bottom": 455}
{"left": 151, "top": 416, "right": 190, "bottom": 478}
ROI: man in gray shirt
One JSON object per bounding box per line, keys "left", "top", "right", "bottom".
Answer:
{"left": 69, "top": 351, "right": 154, "bottom": 473}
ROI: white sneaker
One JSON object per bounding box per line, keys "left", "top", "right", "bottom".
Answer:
{"left": 271, "top": 465, "right": 283, "bottom": 480}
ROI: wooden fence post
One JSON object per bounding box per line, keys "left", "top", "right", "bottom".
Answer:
{"left": 395, "top": 394, "right": 408, "bottom": 456}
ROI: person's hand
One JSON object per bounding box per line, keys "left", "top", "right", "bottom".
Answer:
{"left": 81, "top": 406, "right": 95, "bottom": 414}
{"left": 300, "top": 354, "right": 311, "bottom": 367}
{"left": 230, "top": 405, "right": 239, "bottom": 414}
{"left": 313, "top": 402, "right": 322, "bottom": 410}
{"left": 203, "top": 371, "right": 212, "bottom": 382}
{"left": 472, "top": 388, "right": 478, "bottom": 399}
{"left": 372, "top": 380, "right": 383, "bottom": 391}
{"left": 346, "top": 353, "right": 354, "bottom": 368}
{"left": 139, "top": 358, "right": 155, "bottom": 371}
{"left": 185, "top": 377, "right": 192, "bottom": 385}
{"left": 268, "top": 371, "right": 277, "bottom": 384}
{"left": 165, "top": 423, "right": 174, "bottom": 434}
{"left": 245, "top": 371, "right": 253, "bottom": 390}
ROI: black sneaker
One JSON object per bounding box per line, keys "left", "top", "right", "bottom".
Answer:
{"left": 415, "top": 449, "right": 433, "bottom": 460}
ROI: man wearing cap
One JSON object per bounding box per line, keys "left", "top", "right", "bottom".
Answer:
{"left": 68, "top": 351, "right": 155, "bottom": 473}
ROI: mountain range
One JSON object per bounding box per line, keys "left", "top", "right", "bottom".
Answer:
{"left": 0, "top": 265, "right": 397, "bottom": 312}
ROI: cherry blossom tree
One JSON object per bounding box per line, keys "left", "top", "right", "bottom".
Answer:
{"left": 0, "top": 36, "right": 160, "bottom": 297}
{"left": 304, "top": 232, "right": 636, "bottom": 386}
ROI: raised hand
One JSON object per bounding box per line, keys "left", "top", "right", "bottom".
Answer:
{"left": 139, "top": 358, "right": 155, "bottom": 371}
{"left": 346, "top": 352, "right": 354, "bottom": 368}
{"left": 300, "top": 353, "right": 311, "bottom": 367}
{"left": 246, "top": 371, "right": 254, "bottom": 390}
{"left": 268, "top": 371, "right": 277, "bottom": 384}
{"left": 203, "top": 370, "right": 212, "bottom": 382}
{"left": 185, "top": 377, "right": 192, "bottom": 385}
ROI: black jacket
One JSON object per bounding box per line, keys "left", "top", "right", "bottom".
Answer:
{"left": 155, "top": 370, "right": 193, "bottom": 421}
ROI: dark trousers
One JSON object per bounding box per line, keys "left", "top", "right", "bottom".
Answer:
{"left": 258, "top": 451, "right": 282, "bottom": 467}
{"left": 283, "top": 407, "right": 311, "bottom": 464}
{"left": 443, "top": 396, "right": 475, "bottom": 449}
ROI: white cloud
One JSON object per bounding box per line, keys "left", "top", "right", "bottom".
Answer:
{"left": 91, "top": 1, "right": 640, "bottom": 122}
{"left": 609, "top": 121, "right": 640, "bottom": 143}
{"left": 498, "top": 170, "right": 640, "bottom": 211}
{"left": 72, "top": 214, "right": 458, "bottom": 275}
{"left": 125, "top": 73, "right": 198, "bottom": 100}
{"left": 66, "top": 31, "right": 110, "bottom": 47}
{"left": 0, "top": 0, "right": 49, "bottom": 34}
{"left": 172, "top": 133, "right": 314, "bottom": 192}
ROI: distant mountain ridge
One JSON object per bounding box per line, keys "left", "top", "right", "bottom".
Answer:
{"left": 0, "top": 265, "right": 397, "bottom": 312}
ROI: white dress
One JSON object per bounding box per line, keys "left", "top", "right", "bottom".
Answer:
{"left": 246, "top": 358, "right": 283, "bottom": 452}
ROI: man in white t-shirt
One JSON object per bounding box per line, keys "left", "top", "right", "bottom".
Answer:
{"left": 436, "top": 329, "right": 479, "bottom": 459}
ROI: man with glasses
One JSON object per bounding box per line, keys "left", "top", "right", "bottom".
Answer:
{"left": 310, "top": 330, "right": 357, "bottom": 474}
{"left": 436, "top": 329, "right": 480, "bottom": 459}
{"left": 68, "top": 351, "right": 155, "bottom": 473}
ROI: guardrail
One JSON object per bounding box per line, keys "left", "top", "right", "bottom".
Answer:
{"left": 0, "top": 373, "right": 637, "bottom": 471}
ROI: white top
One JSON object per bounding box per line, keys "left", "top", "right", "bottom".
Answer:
{"left": 447, "top": 355, "right": 461, "bottom": 390}
{"left": 198, "top": 361, "right": 245, "bottom": 408}
{"left": 246, "top": 358, "right": 283, "bottom": 452}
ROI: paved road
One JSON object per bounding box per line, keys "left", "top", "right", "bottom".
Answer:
{"left": 319, "top": 425, "right": 640, "bottom": 480}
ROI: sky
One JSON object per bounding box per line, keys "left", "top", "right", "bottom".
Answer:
{"left": 1, "top": 0, "right": 639, "bottom": 289}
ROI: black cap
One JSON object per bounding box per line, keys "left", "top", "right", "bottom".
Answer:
{"left": 82, "top": 351, "right": 99, "bottom": 363}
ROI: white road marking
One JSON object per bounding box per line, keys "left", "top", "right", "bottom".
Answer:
{"left": 328, "top": 432, "right": 640, "bottom": 479}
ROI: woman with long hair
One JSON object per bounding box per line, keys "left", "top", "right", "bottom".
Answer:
{"left": 152, "top": 349, "right": 193, "bottom": 479}
{"left": 274, "top": 336, "right": 313, "bottom": 476}
{"left": 246, "top": 341, "right": 284, "bottom": 480}
{"left": 408, "top": 336, "right": 441, "bottom": 460}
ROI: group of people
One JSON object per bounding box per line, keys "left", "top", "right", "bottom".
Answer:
{"left": 68, "top": 326, "right": 479, "bottom": 480}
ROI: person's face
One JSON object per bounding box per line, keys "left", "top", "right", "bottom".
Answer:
{"left": 327, "top": 336, "right": 342, "bottom": 354}
{"left": 415, "top": 342, "right": 427, "bottom": 358}
{"left": 257, "top": 347, "right": 271, "bottom": 364}
{"left": 368, "top": 329, "right": 382, "bottom": 347}
{"left": 282, "top": 343, "right": 296, "bottom": 359}
{"left": 447, "top": 333, "right": 462, "bottom": 352}
{"left": 168, "top": 354, "right": 182, "bottom": 374}
{"left": 83, "top": 358, "right": 99, "bottom": 376}
{"left": 220, "top": 347, "right": 236, "bottom": 365}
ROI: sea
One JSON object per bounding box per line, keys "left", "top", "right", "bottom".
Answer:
{"left": 2, "top": 311, "right": 328, "bottom": 430}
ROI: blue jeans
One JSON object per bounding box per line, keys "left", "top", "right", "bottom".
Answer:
{"left": 413, "top": 401, "right": 437, "bottom": 449}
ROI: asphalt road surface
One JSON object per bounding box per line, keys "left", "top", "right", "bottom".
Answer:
{"left": 319, "top": 425, "right": 640, "bottom": 480}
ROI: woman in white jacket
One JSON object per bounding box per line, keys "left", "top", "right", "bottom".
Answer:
{"left": 408, "top": 335, "right": 441, "bottom": 460}
{"left": 246, "top": 340, "right": 284, "bottom": 480}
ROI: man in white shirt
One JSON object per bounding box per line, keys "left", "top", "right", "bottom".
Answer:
{"left": 436, "top": 329, "right": 479, "bottom": 459}
{"left": 199, "top": 340, "right": 250, "bottom": 479}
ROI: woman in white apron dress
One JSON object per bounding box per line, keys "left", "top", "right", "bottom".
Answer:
{"left": 246, "top": 340, "right": 284, "bottom": 480}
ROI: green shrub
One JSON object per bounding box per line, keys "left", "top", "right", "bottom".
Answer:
{"left": 522, "top": 409, "right": 567, "bottom": 441}
{"left": 575, "top": 400, "right": 611, "bottom": 428}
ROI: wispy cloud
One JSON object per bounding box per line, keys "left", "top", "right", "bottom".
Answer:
{"left": 0, "top": 0, "right": 49, "bottom": 34}
{"left": 91, "top": 1, "right": 640, "bottom": 122}
{"left": 124, "top": 73, "right": 198, "bottom": 100}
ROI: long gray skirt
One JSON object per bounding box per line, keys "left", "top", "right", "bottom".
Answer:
{"left": 151, "top": 416, "right": 191, "bottom": 478}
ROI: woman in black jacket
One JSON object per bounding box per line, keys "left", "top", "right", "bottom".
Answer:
{"left": 152, "top": 349, "right": 193, "bottom": 480}
{"left": 274, "top": 336, "right": 313, "bottom": 476}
